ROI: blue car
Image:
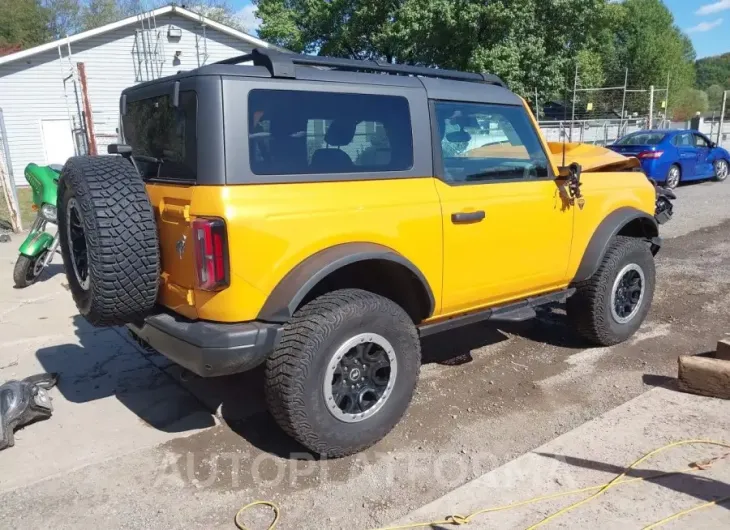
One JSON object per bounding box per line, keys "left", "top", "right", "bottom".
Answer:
{"left": 608, "top": 130, "right": 730, "bottom": 189}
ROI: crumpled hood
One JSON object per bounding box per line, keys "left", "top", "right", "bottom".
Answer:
{"left": 547, "top": 142, "right": 641, "bottom": 173}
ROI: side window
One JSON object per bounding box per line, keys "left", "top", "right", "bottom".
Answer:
{"left": 122, "top": 91, "right": 197, "bottom": 180}
{"left": 693, "top": 134, "right": 709, "bottom": 148}
{"left": 674, "top": 133, "right": 692, "bottom": 147}
{"left": 248, "top": 90, "right": 413, "bottom": 175}
{"left": 434, "top": 101, "right": 549, "bottom": 183}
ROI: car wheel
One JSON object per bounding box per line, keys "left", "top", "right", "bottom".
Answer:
{"left": 567, "top": 236, "right": 655, "bottom": 346}
{"left": 665, "top": 164, "right": 681, "bottom": 189}
{"left": 265, "top": 289, "right": 421, "bottom": 457}
{"left": 57, "top": 156, "right": 160, "bottom": 326}
{"left": 715, "top": 159, "right": 729, "bottom": 182}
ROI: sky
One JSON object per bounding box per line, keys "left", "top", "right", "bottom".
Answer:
{"left": 231, "top": 0, "right": 730, "bottom": 59}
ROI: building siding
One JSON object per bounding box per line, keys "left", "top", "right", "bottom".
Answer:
{"left": 0, "top": 13, "right": 255, "bottom": 186}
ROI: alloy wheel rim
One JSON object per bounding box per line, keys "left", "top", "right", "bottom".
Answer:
{"left": 66, "top": 198, "right": 90, "bottom": 290}
{"left": 29, "top": 251, "right": 47, "bottom": 280}
{"left": 668, "top": 167, "right": 680, "bottom": 188}
{"left": 610, "top": 263, "right": 645, "bottom": 324}
{"left": 717, "top": 160, "right": 729, "bottom": 181}
{"left": 323, "top": 333, "right": 397, "bottom": 423}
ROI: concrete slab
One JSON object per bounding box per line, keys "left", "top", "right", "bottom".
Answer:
{"left": 0, "top": 252, "right": 216, "bottom": 493}
{"left": 391, "top": 387, "right": 730, "bottom": 529}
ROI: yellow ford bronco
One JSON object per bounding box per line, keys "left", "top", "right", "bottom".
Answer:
{"left": 57, "top": 49, "right": 674, "bottom": 457}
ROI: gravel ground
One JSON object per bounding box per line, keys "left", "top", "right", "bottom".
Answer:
{"left": 1, "top": 178, "right": 729, "bottom": 530}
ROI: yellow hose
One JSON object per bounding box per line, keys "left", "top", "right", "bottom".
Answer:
{"left": 235, "top": 439, "right": 730, "bottom": 530}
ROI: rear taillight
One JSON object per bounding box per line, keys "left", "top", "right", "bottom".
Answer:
{"left": 192, "top": 217, "right": 229, "bottom": 291}
{"left": 637, "top": 151, "right": 664, "bottom": 159}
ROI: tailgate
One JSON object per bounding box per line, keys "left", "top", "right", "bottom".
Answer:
{"left": 145, "top": 183, "right": 198, "bottom": 319}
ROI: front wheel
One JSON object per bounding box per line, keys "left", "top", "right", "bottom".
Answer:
{"left": 265, "top": 289, "right": 421, "bottom": 457}
{"left": 567, "top": 236, "right": 655, "bottom": 346}
{"left": 13, "top": 251, "right": 49, "bottom": 288}
{"left": 714, "top": 159, "right": 729, "bottom": 182}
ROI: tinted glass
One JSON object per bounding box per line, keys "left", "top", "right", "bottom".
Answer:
{"left": 434, "top": 101, "right": 549, "bottom": 183}
{"left": 122, "top": 92, "right": 197, "bottom": 180}
{"left": 616, "top": 132, "right": 666, "bottom": 146}
{"left": 672, "top": 133, "right": 693, "bottom": 147}
{"left": 693, "top": 134, "right": 710, "bottom": 148}
{"left": 248, "top": 90, "right": 413, "bottom": 175}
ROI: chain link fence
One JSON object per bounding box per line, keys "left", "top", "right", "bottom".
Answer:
{"left": 532, "top": 68, "right": 672, "bottom": 146}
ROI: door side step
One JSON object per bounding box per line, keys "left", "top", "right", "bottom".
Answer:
{"left": 419, "top": 288, "right": 575, "bottom": 337}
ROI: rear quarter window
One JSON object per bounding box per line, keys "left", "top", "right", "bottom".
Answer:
{"left": 248, "top": 89, "right": 413, "bottom": 176}
{"left": 122, "top": 91, "right": 197, "bottom": 181}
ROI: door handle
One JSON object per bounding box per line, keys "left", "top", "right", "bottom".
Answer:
{"left": 451, "top": 210, "right": 486, "bottom": 224}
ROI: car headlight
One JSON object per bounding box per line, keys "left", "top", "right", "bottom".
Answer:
{"left": 40, "top": 204, "right": 57, "bottom": 222}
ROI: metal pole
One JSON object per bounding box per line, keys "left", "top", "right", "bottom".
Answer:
{"left": 535, "top": 87, "right": 539, "bottom": 121}
{"left": 648, "top": 85, "right": 654, "bottom": 129}
{"left": 570, "top": 63, "right": 578, "bottom": 142}
{"left": 719, "top": 91, "right": 728, "bottom": 146}
{"left": 76, "top": 63, "right": 97, "bottom": 156}
{"left": 0, "top": 108, "right": 21, "bottom": 232}
{"left": 665, "top": 72, "right": 671, "bottom": 121}
{"left": 620, "top": 68, "right": 628, "bottom": 135}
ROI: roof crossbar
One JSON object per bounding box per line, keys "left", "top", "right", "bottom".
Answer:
{"left": 216, "top": 48, "right": 507, "bottom": 88}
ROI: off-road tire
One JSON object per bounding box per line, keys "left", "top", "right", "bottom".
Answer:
{"left": 58, "top": 156, "right": 159, "bottom": 326}
{"left": 13, "top": 253, "right": 46, "bottom": 288}
{"left": 265, "top": 289, "right": 421, "bottom": 457}
{"left": 567, "top": 236, "right": 655, "bottom": 346}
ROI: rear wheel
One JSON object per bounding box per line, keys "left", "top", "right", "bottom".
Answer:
{"left": 714, "top": 159, "right": 729, "bottom": 182}
{"left": 13, "top": 252, "right": 48, "bottom": 288}
{"left": 58, "top": 156, "right": 160, "bottom": 326}
{"left": 567, "top": 236, "right": 655, "bottom": 346}
{"left": 665, "top": 164, "right": 681, "bottom": 189}
{"left": 265, "top": 289, "right": 421, "bottom": 457}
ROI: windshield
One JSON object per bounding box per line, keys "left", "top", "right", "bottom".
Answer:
{"left": 616, "top": 132, "right": 666, "bottom": 146}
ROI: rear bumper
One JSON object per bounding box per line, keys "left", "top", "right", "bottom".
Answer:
{"left": 127, "top": 312, "right": 281, "bottom": 377}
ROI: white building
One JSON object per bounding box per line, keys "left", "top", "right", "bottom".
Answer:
{"left": 0, "top": 5, "right": 277, "bottom": 187}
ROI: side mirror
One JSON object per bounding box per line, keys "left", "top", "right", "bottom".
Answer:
{"left": 558, "top": 163, "right": 583, "bottom": 200}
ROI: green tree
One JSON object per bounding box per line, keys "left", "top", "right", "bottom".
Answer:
{"left": 707, "top": 84, "right": 726, "bottom": 112}
{"left": 671, "top": 88, "right": 708, "bottom": 121}
{"left": 43, "top": 0, "right": 82, "bottom": 38}
{"left": 606, "top": 0, "right": 695, "bottom": 115}
{"left": 0, "top": 0, "right": 52, "bottom": 52}
{"left": 255, "top": 0, "right": 611, "bottom": 98}
{"left": 696, "top": 53, "right": 730, "bottom": 90}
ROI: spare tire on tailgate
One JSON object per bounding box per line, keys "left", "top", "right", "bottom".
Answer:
{"left": 58, "top": 156, "right": 160, "bottom": 327}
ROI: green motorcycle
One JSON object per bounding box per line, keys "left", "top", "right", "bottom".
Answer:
{"left": 13, "top": 163, "right": 62, "bottom": 288}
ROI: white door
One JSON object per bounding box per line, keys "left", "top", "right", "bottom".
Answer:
{"left": 41, "top": 120, "right": 76, "bottom": 165}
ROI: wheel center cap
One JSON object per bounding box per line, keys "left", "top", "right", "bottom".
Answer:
{"left": 349, "top": 368, "right": 361, "bottom": 381}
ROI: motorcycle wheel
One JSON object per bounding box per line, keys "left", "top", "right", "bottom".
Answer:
{"left": 13, "top": 251, "right": 48, "bottom": 288}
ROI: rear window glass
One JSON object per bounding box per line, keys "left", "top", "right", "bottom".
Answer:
{"left": 248, "top": 90, "right": 413, "bottom": 175}
{"left": 616, "top": 132, "right": 665, "bottom": 146}
{"left": 122, "top": 91, "right": 197, "bottom": 180}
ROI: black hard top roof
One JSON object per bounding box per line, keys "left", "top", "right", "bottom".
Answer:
{"left": 124, "top": 48, "right": 522, "bottom": 106}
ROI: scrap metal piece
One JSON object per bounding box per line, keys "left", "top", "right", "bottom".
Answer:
{"left": 0, "top": 373, "right": 58, "bottom": 451}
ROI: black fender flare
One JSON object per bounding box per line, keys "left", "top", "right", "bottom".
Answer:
{"left": 257, "top": 242, "right": 436, "bottom": 323}
{"left": 573, "top": 207, "right": 659, "bottom": 283}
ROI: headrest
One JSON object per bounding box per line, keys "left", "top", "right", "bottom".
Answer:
{"left": 325, "top": 120, "right": 357, "bottom": 147}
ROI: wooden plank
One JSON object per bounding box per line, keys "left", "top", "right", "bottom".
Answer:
{"left": 678, "top": 355, "right": 730, "bottom": 400}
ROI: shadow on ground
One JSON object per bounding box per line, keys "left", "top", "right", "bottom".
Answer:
{"left": 34, "top": 304, "right": 586, "bottom": 459}
{"left": 36, "top": 315, "right": 216, "bottom": 433}
{"left": 536, "top": 450, "right": 730, "bottom": 511}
